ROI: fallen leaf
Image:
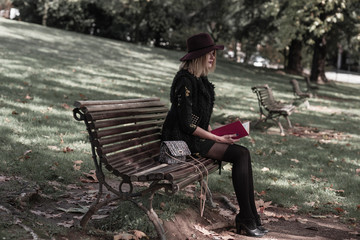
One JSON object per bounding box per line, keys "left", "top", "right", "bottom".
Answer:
{"left": 30, "top": 210, "right": 63, "bottom": 219}
{"left": 296, "top": 218, "right": 308, "bottom": 224}
{"left": 290, "top": 205, "right": 299, "bottom": 212}
{"left": 194, "top": 225, "right": 214, "bottom": 236}
{"left": 73, "top": 160, "right": 83, "bottom": 171}
{"left": 113, "top": 232, "right": 136, "bottom": 240}
{"left": 131, "top": 230, "right": 148, "bottom": 239}
{"left": 91, "top": 215, "right": 108, "bottom": 220}
{"left": 61, "top": 103, "right": 71, "bottom": 109}
{"left": 23, "top": 150, "right": 32, "bottom": 155}
{"left": 256, "top": 190, "right": 266, "bottom": 196}
{"left": 12, "top": 110, "right": 18, "bottom": 115}
{"left": 66, "top": 184, "right": 81, "bottom": 190}
{"left": 62, "top": 147, "right": 73, "bottom": 153}
{"left": 79, "top": 93, "right": 87, "bottom": 100}
{"left": 57, "top": 220, "right": 74, "bottom": 228}
{"left": 57, "top": 205, "right": 88, "bottom": 214}
{"left": 0, "top": 176, "right": 10, "bottom": 182}
{"left": 334, "top": 207, "right": 345, "bottom": 213}
{"left": 81, "top": 170, "right": 98, "bottom": 183}
{"left": 291, "top": 158, "right": 299, "bottom": 163}
{"left": 275, "top": 151, "right": 282, "bottom": 156}
{"left": 25, "top": 94, "right": 32, "bottom": 100}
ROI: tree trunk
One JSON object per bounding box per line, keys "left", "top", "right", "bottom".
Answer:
{"left": 282, "top": 48, "right": 288, "bottom": 70}
{"left": 287, "top": 39, "right": 303, "bottom": 75}
{"left": 42, "top": 0, "right": 48, "bottom": 26}
{"left": 310, "top": 36, "right": 328, "bottom": 83}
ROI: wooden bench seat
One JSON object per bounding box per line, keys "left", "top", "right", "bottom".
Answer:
{"left": 251, "top": 85, "right": 295, "bottom": 135}
{"left": 73, "top": 97, "right": 220, "bottom": 240}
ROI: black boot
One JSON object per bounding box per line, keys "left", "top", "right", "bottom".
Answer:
{"left": 255, "top": 214, "right": 268, "bottom": 233}
{"left": 235, "top": 215, "right": 266, "bottom": 237}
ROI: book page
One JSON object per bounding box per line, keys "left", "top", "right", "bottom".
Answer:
{"left": 242, "top": 121, "right": 250, "bottom": 134}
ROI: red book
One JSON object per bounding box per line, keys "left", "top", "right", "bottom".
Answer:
{"left": 211, "top": 121, "right": 250, "bottom": 139}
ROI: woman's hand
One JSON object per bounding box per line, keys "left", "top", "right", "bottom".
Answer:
{"left": 214, "top": 134, "right": 239, "bottom": 144}
{"left": 193, "top": 127, "right": 239, "bottom": 144}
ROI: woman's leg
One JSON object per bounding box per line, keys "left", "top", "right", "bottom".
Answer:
{"left": 205, "top": 143, "right": 256, "bottom": 219}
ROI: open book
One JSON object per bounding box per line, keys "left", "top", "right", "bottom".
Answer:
{"left": 211, "top": 121, "right": 250, "bottom": 139}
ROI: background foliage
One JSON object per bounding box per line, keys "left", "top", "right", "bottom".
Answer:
{"left": 3, "top": 0, "right": 359, "bottom": 77}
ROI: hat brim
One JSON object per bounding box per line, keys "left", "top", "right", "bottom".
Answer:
{"left": 180, "top": 44, "right": 224, "bottom": 61}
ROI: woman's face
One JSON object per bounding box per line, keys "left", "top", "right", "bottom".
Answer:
{"left": 206, "top": 50, "right": 216, "bottom": 70}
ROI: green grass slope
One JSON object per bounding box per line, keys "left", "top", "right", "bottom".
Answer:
{"left": 1, "top": 17, "right": 359, "bottom": 229}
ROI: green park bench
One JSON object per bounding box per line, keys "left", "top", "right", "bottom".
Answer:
{"left": 251, "top": 84, "right": 295, "bottom": 135}
{"left": 72, "top": 97, "right": 221, "bottom": 240}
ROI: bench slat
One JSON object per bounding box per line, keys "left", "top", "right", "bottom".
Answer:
{"left": 97, "top": 128, "right": 161, "bottom": 146}
{"left": 87, "top": 107, "right": 168, "bottom": 121}
{"left": 95, "top": 120, "right": 163, "bottom": 138}
{"left": 74, "top": 97, "right": 161, "bottom": 108}
{"left": 145, "top": 163, "right": 194, "bottom": 181}
{"left": 83, "top": 101, "right": 166, "bottom": 113}
{"left": 165, "top": 158, "right": 215, "bottom": 181}
{"left": 120, "top": 160, "right": 160, "bottom": 176}
{"left": 98, "top": 133, "right": 160, "bottom": 155}
{"left": 111, "top": 159, "right": 158, "bottom": 178}
{"left": 104, "top": 141, "right": 160, "bottom": 163}
{"left": 93, "top": 113, "right": 167, "bottom": 129}
{"left": 107, "top": 148, "right": 159, "bottom": 169}
{"left": 130, "top": 164, "right": 169, "bottom": 181}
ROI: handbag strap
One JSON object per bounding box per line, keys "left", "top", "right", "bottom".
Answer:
{"left": 165, "top": 152, "right": 209, "bottom": 217}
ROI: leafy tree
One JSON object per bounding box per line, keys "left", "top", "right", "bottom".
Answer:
{"left": 232, "top": 0, "right": 277, "bottom": 63}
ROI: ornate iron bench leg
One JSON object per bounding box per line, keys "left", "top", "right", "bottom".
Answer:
{"left": 80, "top": 183, "right": 121, "bottom": 227}
{"left": 285, "top": 115, "right": 292, "bottom": 128}
{"left": 131, "top": 192, "right": 166, "bottom": 240}
{"left": 271, "top": 118, "right": 285, "bottom": 136}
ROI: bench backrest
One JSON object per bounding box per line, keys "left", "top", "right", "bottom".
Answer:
{"left": 251, "top": 84, "right": 277, "bottom": 111}
{"left": 73, "top": 98, "right": 168, "bottom": 178}
{"left": 290, "top": 79, "right": 303, "bottom": 95}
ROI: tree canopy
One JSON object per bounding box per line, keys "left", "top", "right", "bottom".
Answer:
{"left": 5, "top": 0, "right": 360, "bottom": 80}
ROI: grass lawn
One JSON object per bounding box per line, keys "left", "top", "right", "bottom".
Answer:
{"left": 1, "top": 18, "right": 359, "bottom": 237}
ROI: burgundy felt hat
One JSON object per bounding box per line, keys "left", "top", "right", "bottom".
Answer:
{"left": 180, "top": 33, "right": 224, "bottom": 61}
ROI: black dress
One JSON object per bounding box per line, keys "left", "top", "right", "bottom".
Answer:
{"left": 161, "top": 69, "right": 216, "bottom": 156}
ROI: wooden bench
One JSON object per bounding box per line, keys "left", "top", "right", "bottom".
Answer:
{"left": 290, "top": 79, "right": 312, "bottom": 99}
{"left": 304, "top": 76, "right": 319, "bottom": 91}
{"left": 251, "top": 85, "right": 295, "bottom": 135}
{"left": 290, "top": 79, "right": 312, "bottom": 108}
{"left": 72, "top": 97, "right": 220, "bottom": 240}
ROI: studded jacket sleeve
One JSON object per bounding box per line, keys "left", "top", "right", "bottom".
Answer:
{"left": 173, "top": 77, "right": 198, "bottom": 135}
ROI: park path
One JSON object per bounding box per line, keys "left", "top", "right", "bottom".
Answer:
{"left": 326, "top": 71, "right": 360, "bottom": 84}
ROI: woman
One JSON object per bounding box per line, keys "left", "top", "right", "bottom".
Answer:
{"left": 161, "top": 33, "right": 267, "bottom": 237}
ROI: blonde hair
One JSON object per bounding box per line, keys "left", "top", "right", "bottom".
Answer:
{"left": 180, "top": 51, "right": 217, "bottom": 77}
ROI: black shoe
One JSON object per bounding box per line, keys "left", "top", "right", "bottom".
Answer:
{"left": 255, "top": 214, "right": 269, "bottom": 233}
{"left": 235, "top": 215, "right": 266, "bottom": 238}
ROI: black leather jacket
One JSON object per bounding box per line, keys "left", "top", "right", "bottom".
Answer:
{"left": 161, "top": 69, "right": 216, "bottom": 155}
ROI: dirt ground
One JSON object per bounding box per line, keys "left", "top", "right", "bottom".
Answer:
{"left": 163, "top": 195, "right": 360, "bottom": 240}
{"left": 1, "top": 176, "right": 359, "bottom": 240}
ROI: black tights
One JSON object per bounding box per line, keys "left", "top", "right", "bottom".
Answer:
{"left": 205, "top": 143, "right": 258, "bottom": 219}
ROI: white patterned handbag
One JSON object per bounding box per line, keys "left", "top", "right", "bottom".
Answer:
{"left": 159, "top": 141, "right": 191, "bottom": 164}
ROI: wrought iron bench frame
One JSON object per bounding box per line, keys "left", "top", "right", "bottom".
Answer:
{"left": 251, "top": 85, "right": 296, "bottom": 135}
{"left": 73, "top": 97, "right": 220, "bottom": 240}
